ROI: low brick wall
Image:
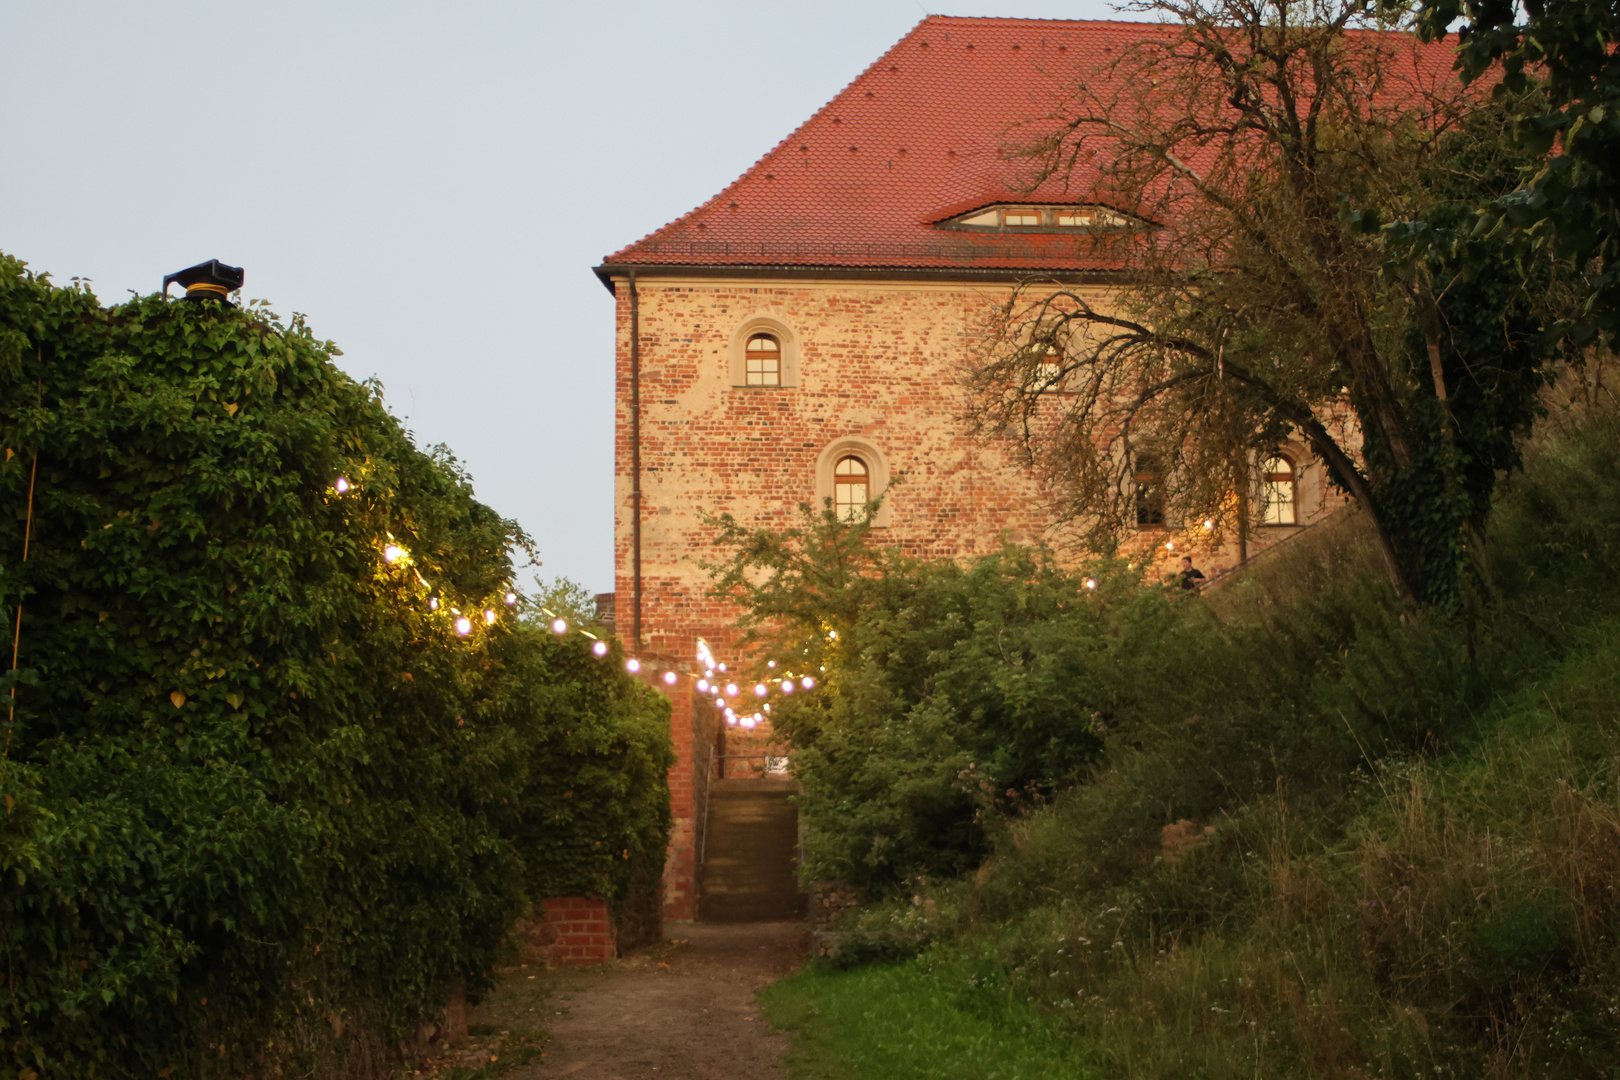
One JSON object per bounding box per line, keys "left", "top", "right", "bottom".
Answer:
{"left": 512, "top": 896, "right": 617, "bottom": 967}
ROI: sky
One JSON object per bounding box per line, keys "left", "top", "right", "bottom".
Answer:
{"left": 3, "top": 0, "right": 1135, "bottom": 595}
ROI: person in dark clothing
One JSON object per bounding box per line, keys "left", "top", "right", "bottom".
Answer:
{"left": 1178, "top": 556, "right": 1205, "bottom": 590}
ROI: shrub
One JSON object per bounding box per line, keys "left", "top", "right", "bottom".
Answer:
{"left": 0, "top": 257, "right": 670, "bottom": 1079}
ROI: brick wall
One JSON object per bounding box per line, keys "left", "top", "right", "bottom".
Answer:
{"left": 611, "top": 274, "right": 1348, "bottom": 922}
{"left": 512, "top": 896, "right": 616, "bottom": 966}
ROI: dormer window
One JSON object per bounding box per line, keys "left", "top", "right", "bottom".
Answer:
{"left": 939, "top": 203, "right": 1142, "bottom": 234}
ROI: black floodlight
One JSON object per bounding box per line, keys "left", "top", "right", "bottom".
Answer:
{"left": 163, "top": 260, "right": 244, "bottom": 306}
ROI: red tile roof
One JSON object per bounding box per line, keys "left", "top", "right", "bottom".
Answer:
{"left": 601, "top": 16, "right": 1459, "bottom": 276}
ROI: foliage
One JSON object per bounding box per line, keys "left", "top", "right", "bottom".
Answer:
{"left": 964, "top": 0, "right": 1568, "bottom": 609}
{"left": 771, "top": 412, "right": 1620, "bottom": 1077}
{"left": 0, "top": 256, "right": 670, "bottom": 1080}
{"left": 1417, "top": 0, "right": 1620, "bottom": 350}
{"left": 707, "top": 502, "right": 1163, "bottom": 890}
{"left": 530, "top": 575, "right": 598, "bottom": 627}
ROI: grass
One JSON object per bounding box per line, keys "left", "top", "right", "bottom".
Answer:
{"left": 760, "top": 957, "right": 1096, "bottom": 1080}
{"left": 767, "top": 413, "right": 1620, "bottom": 1078}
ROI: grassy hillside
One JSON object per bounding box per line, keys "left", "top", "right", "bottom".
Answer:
{"left": 764, "top": 411, "right": 1620, "bottom": 1078}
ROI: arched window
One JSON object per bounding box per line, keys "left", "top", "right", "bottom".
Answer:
{"left": 1135, "top": 456, "right": 1165, "bottom": 527}
{"left": 834, "top": 456, "right": 870, "bottom": 522}
{"left": 745, "top": 334, "right": 781, "bottom": 386}
{"left": 1262, "top": 455, "right": 1297, "bottom": 525}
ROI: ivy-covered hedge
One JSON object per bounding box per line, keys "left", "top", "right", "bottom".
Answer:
{"left": 0, "top": 256, "right": 671, "bottom": 1079}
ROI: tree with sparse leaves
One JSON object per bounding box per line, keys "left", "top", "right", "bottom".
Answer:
{"left": 963, "top": 0, "right": 1568, "bottom": 609}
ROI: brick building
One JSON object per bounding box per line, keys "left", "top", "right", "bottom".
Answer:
{"left": 595, "top": 16, "right": 1359, "bottom": 923}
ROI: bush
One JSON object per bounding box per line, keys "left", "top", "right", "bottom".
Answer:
{"left": 0, "top": 257, "right": 670, "bottom": 1079}
{"left": 750, "top": 410, "right": 1620, "bottom": 1075}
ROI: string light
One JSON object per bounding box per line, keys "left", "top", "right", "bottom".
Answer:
{"left": 781, "top": 681, "right": 793, "bottom": 694}
{"left": 484, "top": 608, "right": 496, "bottom": 625}
{"left": 1203, "top": 519, "right": 1215, "bottom": 530}
{"left": 754, "top": 683, "right": 767, "bottom": 697}
{"left": 662, "top": 671, "right": 677, "bottom": 686}
{"left": 697, "top": 679, "right": 710, "bottom": 693}
{"left": 801, "top": 676, "right": 815, "bottom": 690}
{"left": 1085, "top": 578, "right": 1099, "bottom": 591}
{"left": 593, "top": 641, "right": 608, "bottom": 657}
{"left": 504, "top": 592, "right": 518, "bottom": 605}
{"left": 725, "top": 683, "right": 739, "bottom": 697}
{"left": 552, "top": 618, "right": 568, "bottom": 635}
{"left": 429, "top": 597, "right": 440, "bottom": 610}
{"left": 626, "top": 658, "right": 641, "bottom": 674}
{"left": 767, "top": 660, "right": 776, "bottom": 669}
{"left": 455, "top": 617, "right": 473, "bottom": 636}
{"left": 1165, "top": 540, "right": 1175, "bottom": 551}
{"left": 333, "top": 476, "right": 351, "bottom": 494}
{"left": 384, "top": 544, "right": 406, "bottom": 563}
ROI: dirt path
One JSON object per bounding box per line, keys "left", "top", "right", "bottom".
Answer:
{"left": 444, "top": 922, "right": 808, "bottom": 1080}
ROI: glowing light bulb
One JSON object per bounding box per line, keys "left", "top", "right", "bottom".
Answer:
{"left": 754, "top": 683, "right": 767, "bottom": 697}
{"left": 504, "top": 591, "right": 518, "bottom": 605}
{"left": 626, "top": 658, "right": 641, "bottom": 673}
{"left": 455, "top": 617, "right": 473, "bottom": 636}
{"left": 1165, "top": 540, "right": 1175, "bottom": 551}
{"left": 828, "top": 630, "right": 838, "bottom": 640}
{"left": 767, "top": 660, "right": 776, "bottom": 669}
{"left": 705, "top": 668, "right": 715, "bottom": 679}
{"left": 697, "top": 679, "right": 710, "bottom": 693}
{"left": 781, "top": 681, "right": 794, "bottom": 695}
{"left": 334, "top": 476, "right": 351, "bottom": 494}
{"left": 429, "top": 597, "right": 440, "bottom": 611}
{"left": 725, "top": 714, "right": 738, "bottom": 727}
{"left": 484, "top": 609, "right": 496, "bottom": 625}
{"left": 725, "top": 683, "right": 739, "bottom": 698}
{"left": 1085, "top": 578, "right": 1099, "bottom": 591}
{"left": 592, "top": 641, "right": 608, "bottom": 657}
{"left": 663, "top": 671, "right": 677, "bottom": 686}
{"left": 801, "top": 676, "right": 815, "bottom": 690}
{"left": 1203, "top": 519, "right": 1214, "bottom": 530}
{"left": 718, "top": 663, "right": 727, "bottom": 673}
{"left": 763, "top": 703, "right": 771, "bottom": 713}
{"left": 552, "top": 618, "right": 568, "bottom": 634}
{"left": 741, "top": 714, "right": 758, "bottom": 729}
{"left": 383, "top": 544, "right": 405, "bottom": 563}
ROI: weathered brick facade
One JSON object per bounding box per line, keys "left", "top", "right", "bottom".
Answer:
{"left": 607, "top": 275, "right": 1340, "bottom": 922}
{"left": 594, "top": 15, "right": 1386, "bottom": 923}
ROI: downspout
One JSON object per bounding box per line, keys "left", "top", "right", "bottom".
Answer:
{"left": 629, "top": 268, "right": 642, "bottom": 651}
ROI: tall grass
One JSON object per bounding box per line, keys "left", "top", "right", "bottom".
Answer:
{"left": 775, "top": 412, "right": 1620, "bottom": 1078}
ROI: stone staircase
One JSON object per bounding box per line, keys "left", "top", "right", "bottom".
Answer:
{"left": 698, "top": 778, "right": 805, "bottom": 923}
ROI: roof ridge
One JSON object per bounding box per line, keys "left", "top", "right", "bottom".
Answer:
{"left": 597, "top": 15, "right": 1459, "bottom": 276}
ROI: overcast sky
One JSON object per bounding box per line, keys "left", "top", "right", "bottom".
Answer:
{"left": 4, "top": 0, "right": 1133, "bottom": 594}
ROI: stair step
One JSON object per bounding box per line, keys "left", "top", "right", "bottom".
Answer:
{"left": 699, "top": 785, "right": 805, "bottom": 923}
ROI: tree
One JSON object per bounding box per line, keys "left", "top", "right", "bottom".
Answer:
{"left": 962, "top": 0, "right": 1565, "bottom": 609}
{"left": 0, "top": 257, "right": 671, "bottom": 1079}
{"left": 1416, "top": 0, "right": 1620, "bottom": 350}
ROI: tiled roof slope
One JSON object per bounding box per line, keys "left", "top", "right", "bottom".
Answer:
{"left": 601, "top": 16, "right": 1459, "bottom": 275}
